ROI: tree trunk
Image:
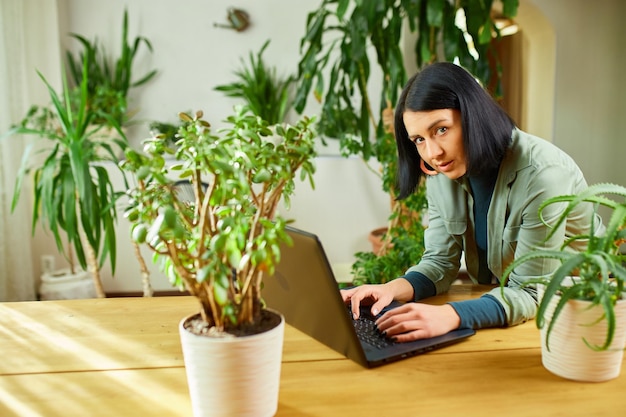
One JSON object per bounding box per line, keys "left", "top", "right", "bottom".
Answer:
{"left": 83, "top": 236, "right": 106, "bottom": 298}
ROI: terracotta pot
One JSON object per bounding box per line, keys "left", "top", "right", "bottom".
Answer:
{"left": 179, "top": 310, "right": 285, "bottom": 417}
{"left": 540, "top": 295, "right": 626, "bottom": 382}
{"left": 368, "top": 226, "right": 391, "bottom": 255}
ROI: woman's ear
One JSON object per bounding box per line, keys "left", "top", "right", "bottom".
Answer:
{"left": 420, "top": 159, "right": 438, "bottom": 176}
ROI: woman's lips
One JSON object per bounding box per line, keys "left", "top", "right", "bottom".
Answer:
{"left": 436, "top": 161, "right": 453, "bottom": 172}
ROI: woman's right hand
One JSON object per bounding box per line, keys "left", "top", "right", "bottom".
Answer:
{"left": 340, "top": 278, "right": 414, "bottom": 319}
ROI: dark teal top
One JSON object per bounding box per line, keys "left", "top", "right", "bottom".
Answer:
{"left": 402, "top": 169, "right": 506, "bottom": 330}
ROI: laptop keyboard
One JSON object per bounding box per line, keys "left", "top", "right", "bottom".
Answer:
{"left": 350, "top": 311, "right": 397, "bottom": 349}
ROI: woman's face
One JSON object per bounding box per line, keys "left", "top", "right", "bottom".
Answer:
{"left": 403, "top": 108, "right": 467, "bottom": 180}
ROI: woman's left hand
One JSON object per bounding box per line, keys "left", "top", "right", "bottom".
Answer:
{"left": 375, "top": 303, "right": 461, "bottom": 342}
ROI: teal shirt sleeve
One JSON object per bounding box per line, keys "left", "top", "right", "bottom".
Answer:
{"left": 403, "top": 272, "right": 505, "bottom": 329}
{"left": 401, "top": 271, "right": 436, "bottom": 301}
{"left": 448, "top": 295, "right": 507, "bottom": 329}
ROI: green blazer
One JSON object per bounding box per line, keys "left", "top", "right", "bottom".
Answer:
{"left": 406, "top": 129, "right": 602, "bottom": 326}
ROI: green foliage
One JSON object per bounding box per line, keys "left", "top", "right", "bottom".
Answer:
{"left": 214, "top": 40, "right": 293, "bottom": 124}
{"left": 295, "top": 0, "right": 519, "bottom": 145}
{"left": 6, "top": 60, "right": 128, "bottom": 276}
{"left": 351, "top": 221, "right": 427, "bottom": 286}
{"left": 66, "top": 9, "right": 157, "bottom": 126}
{"left": 295, "top": 0, "right": 519, "bottom": 285}
{"left": 121, "top": 107, "right": 318, "bottom": 331}
{"left": 351, "top": 181, "right": 428, "bottom": 285}
{"left": 502, "top": 183, "right": 626, "bottom": 351}
{"left": 148, "top": 120, "right": 182, "bottom": 148}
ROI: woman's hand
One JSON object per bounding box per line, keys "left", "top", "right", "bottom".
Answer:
{"left": 340, "top": 278, "right": 415, "bottom": 319}
{"left": 341, "top": 284, "right": 395, "bottom": 319}
{"left": 375, "top": 303, "right": 461, "bottom": 342}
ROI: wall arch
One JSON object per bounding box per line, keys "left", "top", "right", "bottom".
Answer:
{"left": 516, "top": 0, "right": 556, "bottom": 140}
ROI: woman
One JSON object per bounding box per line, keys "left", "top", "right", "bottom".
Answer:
{"left": 342, "top": 62, "right": 602, "bottom": 342}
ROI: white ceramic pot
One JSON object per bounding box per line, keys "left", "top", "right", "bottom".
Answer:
{"left": 179, "top": 310, "right": 285, "bottom": 417}
{"left": 540, "top": 295, "right": 626, "bottom": 382}
{"left": 39, "top": 269, "right": 97, "bottom": 300}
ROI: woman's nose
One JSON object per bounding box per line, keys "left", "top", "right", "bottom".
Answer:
{"left": 424, "top": 139, "right": 443, "bottom": 160}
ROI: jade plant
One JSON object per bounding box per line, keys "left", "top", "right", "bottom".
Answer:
{"left": 502, "top": 183, "right": 626, "bottom": 351}
{"left": 120, "top": 107, "right": 317, "bottom": 332}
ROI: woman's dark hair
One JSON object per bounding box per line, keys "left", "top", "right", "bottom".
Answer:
{"left": 394, "top": 62, "right": 515, "bottom": 199}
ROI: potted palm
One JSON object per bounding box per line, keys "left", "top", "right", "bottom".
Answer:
{"left": 66, "top": 9, "right": 157, "bottom": 129}
{"left": 502, "top": 183, "right": 626, "bottom": 382}
{"left": 294, "top": 0, "right": 519, "bottom": 283}
{"left": 214, "top": 39, "right": 293, "bottom": 125}
{"left": 120, "top": 106, "right": 317, "bottom": 416}
{"left": 6, "top": 61, "right": 128, "bottom": 299}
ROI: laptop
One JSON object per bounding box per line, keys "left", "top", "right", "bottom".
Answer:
{"left": 262, "top": 226, "right": 476, "bottom": 368}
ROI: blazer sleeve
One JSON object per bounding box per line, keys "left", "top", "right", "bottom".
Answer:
{"left": 404, "top": 178, "right": 464, "bottom": 295}
{"left": 486, "top": 162, "right": 600, "bottom": 326}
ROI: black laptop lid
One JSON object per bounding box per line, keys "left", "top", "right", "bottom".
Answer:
{"left": 262, "top": 227, "right": 369, "bottom": 366}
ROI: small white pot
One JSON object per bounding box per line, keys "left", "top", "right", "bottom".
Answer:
{"left": 179, "top": 310, "right": 284, "bottom": 417}
{"left": 39, "top": 269, "right": 96, "bottom": 300}
{"left": 540, "top": 295, "right": 626, "bottom": 382}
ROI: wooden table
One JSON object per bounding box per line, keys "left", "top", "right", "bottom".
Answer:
{"left": 1, "top": 285, "right": 624, "bottom": 416}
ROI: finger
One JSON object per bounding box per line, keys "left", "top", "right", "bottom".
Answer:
{"left": 370, "top": 300, "right": 388, "bottom": 317}
{"left": 339, "top": 288, "right": 354, "bottom": 302}
{"left": 375, "top": 307, "right": 418, "bottom": 332}
{"left": 376, "top": 316, "right": 408, "bottom": 334}
{"left": 350, "top": 297, "right": 361, "bottom": 319}
{"left": 375, "top": 304, "right": 411, "bottom": 325}
{"left": 390, "top": 328, "right": 431, "bottom": 342}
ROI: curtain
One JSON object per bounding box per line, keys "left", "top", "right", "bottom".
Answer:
{"left": 0, "top": 0, "right": 62, "bottom": 301}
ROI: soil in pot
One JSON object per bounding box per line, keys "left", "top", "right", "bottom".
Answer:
{"left": 183, "top": 309, "right": 282, "bottom": 338}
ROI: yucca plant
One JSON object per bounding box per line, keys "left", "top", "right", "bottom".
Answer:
{"left": 6, "top": 60, "right": 128, "bottom": 298}
{"left": 121, "top": 107, "right": 317, "bottom": 331}
{"left": 502, "top": 183, "right": 626, "bottom": 351}
{"left": 214, "top": 39, "right": 293, "bottom": 125}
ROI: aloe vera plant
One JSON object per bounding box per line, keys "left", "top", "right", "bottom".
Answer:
{"left": 502, "top": 183, "right": 626, "bottom": 351}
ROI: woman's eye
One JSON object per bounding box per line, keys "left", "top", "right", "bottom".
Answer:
{"left": 436, "top": 127, "right": 447, "bottom": 135}
{"left": 412, "top": 136, "right": 425, "bottom": 145}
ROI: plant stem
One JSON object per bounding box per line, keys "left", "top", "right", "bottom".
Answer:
{"left": 132, "top": 241, "right": 153, "bottom": 297}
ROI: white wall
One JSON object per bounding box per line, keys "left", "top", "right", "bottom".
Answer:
{"left": 527, "top": 0, "right": 626, "bottom": 187}
{"left": 26, "top": 0, "right": 626, "bottom": 293}
{"left": 57, "top": 0, "right": 320, "bottom": 140}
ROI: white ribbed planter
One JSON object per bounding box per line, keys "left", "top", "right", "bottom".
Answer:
{"left": 540, "top": 295, "right": 626, "bottom": 382}
{"left": 39, "top": 269, "right": 97, "bottom": 300}
{"left": 179, "top": 310, "right": 284, "bottom": 417}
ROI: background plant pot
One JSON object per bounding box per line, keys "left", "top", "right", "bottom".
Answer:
{"left": 540, "top": 295, "right": 626, "bottom": 382}
{"left": 179, "top": 310, "right": 285, "bottom": 417}
{"left": 39, "top": 269, "right": 96, "bottom": 300}
{"left": 368, "top": 226, "right": 391, "bottom": 255}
